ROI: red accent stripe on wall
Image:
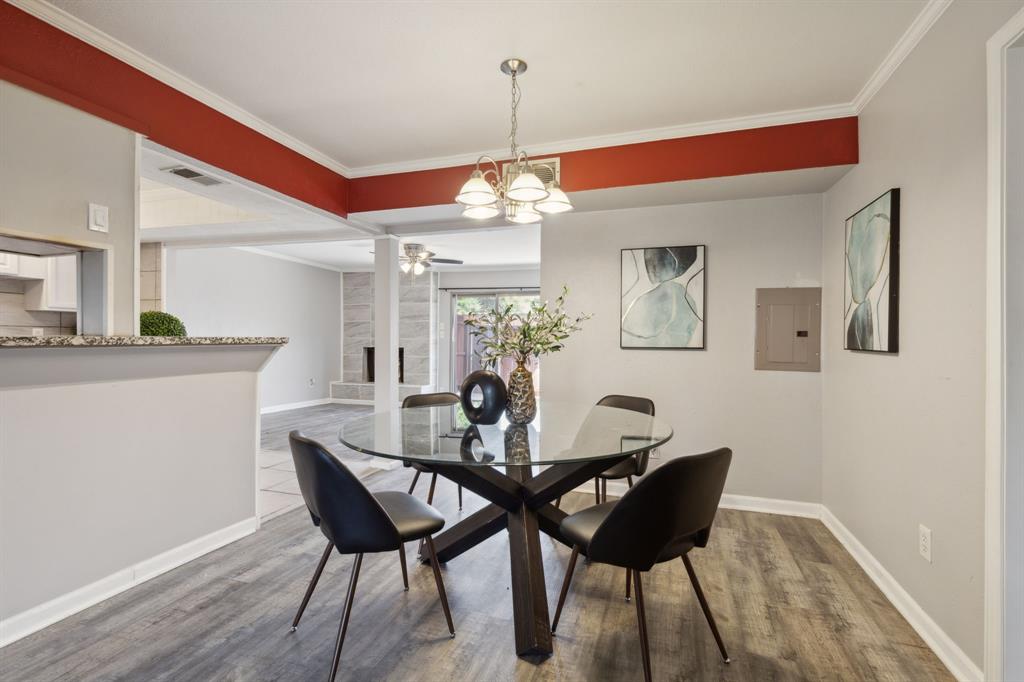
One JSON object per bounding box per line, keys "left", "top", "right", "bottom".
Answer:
{"left": 349, "top": 117, "right": 858, "bottom": 213}
{"left": 0, "top": 2, "right": 349, "bottom": 218}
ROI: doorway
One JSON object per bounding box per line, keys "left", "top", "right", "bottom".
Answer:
{"left": 450, "top": 289, "right": 541, "bottom": 392}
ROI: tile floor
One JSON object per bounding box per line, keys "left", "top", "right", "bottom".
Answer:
{"left": 257, "top": 404, "right": 381, "bottom": 521}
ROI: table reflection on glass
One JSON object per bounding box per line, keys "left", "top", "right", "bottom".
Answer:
{"left": 339, "top": 401, "right": 673, "bottom": 659}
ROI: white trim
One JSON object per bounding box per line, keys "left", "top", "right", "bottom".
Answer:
{"left": 344, "top": 103, "right": 857, "bottom": 177}
{"left": 260, "top": 397, "right": 332, "bottom": 415}
{"left": 851, "top": 0, "right": 954, "bottom": 112}
{"left": 719, "top": 493, "right": 823, "bottom": 519}
{"left": 11, "top": 0, "right": 947, "bottom": 180}
{"left": 820, "top": 508, "right": 983, "bottom": 682}
{"left": 985, "top": 8, "right": 1024, "bottom": 681}
{"left": 331, "top": 398, "right": 374, "bottom": 406}
{"left": 132, "top": 134, "right": 142, "bottom": 334}
{"left": 234, "top": 246, "right": 344, "bottom": 273}
{"left": 4, "top": 0, "right": 353, "bottom": 177}
{"left": 0, "top": 516, "right": 258, "bottom": 648}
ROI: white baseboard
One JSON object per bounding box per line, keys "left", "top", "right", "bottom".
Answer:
{"left": 330, "top": 398, "right": 373, "bottom": 406}
{"left": 576, "top": 486, "right": 978, "bottom": 681}
{"left": 260, "top": 398, "right": 331, "bottom": 414}
{"left": 0, "top": 516, "right": 258, "bottom": 648}
{"left": 819, "top": 508, "right": 982, "bottom": 682}
{"left": 719, "top": 493, "right": 823, "bottom": 519}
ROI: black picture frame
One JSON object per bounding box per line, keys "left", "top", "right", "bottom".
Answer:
{"left": 843, "top": 188, "right": 900, "bottom": 353}
{"left": 620, "top": 245, "right": 707, "bottom": 350}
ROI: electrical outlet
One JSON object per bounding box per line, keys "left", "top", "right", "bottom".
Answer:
{"left": 308, "top": 378, "right": 316, "bottom": 387}
{"left": 918, "top": 524, "right": 932, "bottom": 563}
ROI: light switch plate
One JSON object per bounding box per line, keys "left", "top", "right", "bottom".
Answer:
{"left": 88, "top": 203, "right": 109, "bottom": 233}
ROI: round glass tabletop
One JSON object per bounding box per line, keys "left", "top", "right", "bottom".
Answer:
{"left": 338, "top": 400, "right": 673, "bottom": 467}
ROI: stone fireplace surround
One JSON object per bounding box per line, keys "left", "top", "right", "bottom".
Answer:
{"left": 331, "top": 270, "right": 437, "bottom": 403}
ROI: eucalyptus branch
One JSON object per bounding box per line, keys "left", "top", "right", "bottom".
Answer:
{"left": 463, "top": 285, "right": 591, "bottom": 369}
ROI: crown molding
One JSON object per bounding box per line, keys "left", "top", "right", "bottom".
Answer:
{"left": 344, "top": 102, "right": 857, "bottom": 177}
{"left": 13, "top": 0, "right": 949, "bottom": 181}
{"left": 5, "top": 0, "right": 353, "bottom": 177}
{"left": 851, "top": 0, "right": 954, "bottom": 113}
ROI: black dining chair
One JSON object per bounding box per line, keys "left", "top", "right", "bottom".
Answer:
{"left": 555, "top": 394, "right": 655, "bottom": 510}
{"left": 403, "top": 392, "right": 463, "bottom": 510}
{"left": 550, "top": 448, "right": 733, "bottom": 682}
{"left": 287, "top": 431, "right": 455, "bottom": 681}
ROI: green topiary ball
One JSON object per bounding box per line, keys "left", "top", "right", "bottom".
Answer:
{"left": 139, "top": 311, "right": 187, "bottom": 337}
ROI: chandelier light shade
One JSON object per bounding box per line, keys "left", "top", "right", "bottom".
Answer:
{"left": 535, "top": 183, "right": 573, "bottom": 214}
{"left": 456, "top": 170, "right": 498, "bottom": 206}
{"left": 456, "top": 58, "right": 573, "bottom": 223}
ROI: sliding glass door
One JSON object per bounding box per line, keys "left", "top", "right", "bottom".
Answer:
{"left": 451, "top": 290, "right": 541, "bottom": 395}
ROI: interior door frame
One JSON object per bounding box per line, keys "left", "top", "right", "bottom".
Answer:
{"left": 985, "top": 8, "right": 1024, "bottom": 680}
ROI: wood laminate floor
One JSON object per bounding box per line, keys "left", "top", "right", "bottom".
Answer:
{"left": 0, "top": 465, "right": 952, "bottom": 681}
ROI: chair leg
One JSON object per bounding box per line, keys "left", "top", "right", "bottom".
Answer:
{"left": 601, "top": 478, "right": 607, "bottom": 503}
{"left": 291, "top": 540, "right": 333, "bottom": 631}
{"left": 408, "top": 470, "right": 421, "bottom": 495}
{"left": 398, "top": 544, "right": 409, "bottom": 591}
{"left": 627, "top": 475, "right": 634, "bottom": 488}
{"left": 625, "top": 568, "right": 632, "bottom": 602}
{"left": 328, "top": 553, "right": 363, "bottom": 682}
{"left": 554, "top": 496, "right": 562, "bottom": 509}
{"left": 427, "top": 473, "right": 438, "bottom": 505}
{"left": 632, "top": 569, "right": 653, "bottom": 682}
{"left": 682, "top": 554, "right": 730, "bottom": 663}
{"left": 457, "top": 484, "right": 463, "bottom": 510}
{"left": 594, "top": 478, "right": 601, "bottom": 504}
{"left": 424, "top": 536, "right": 455, "bottom": 637}
{"left": 551, "top": 545, "right": 580, "bottom": 633}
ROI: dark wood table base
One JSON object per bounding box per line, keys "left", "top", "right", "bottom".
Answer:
{"left": 417, "top": 455, "right": 629, "bottom": 659}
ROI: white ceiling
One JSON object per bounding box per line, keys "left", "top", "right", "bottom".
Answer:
{"left": 48, "top": 0, "right": 925, "bottom": 172}
{"left": 256, "top": 226, "right": 541, "bottom": 272}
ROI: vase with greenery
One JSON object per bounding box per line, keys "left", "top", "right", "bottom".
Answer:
{"left": 464, "top": 286, "right": 590, "bottom": 424}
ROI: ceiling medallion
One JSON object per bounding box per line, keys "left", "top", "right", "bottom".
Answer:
{"left": 455, "top": 59, "right": 573, "bottom": 224}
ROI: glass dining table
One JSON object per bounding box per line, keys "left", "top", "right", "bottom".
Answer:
{"left": 339, "top": 400, "right": 673, "bottom": 660}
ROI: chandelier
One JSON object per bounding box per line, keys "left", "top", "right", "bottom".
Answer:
{"left": 455, "top": 59, "right": 573, "bottom": 223}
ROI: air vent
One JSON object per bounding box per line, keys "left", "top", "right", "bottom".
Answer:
{"left": 162, "top": 165, "right": 224, "bottom": 186}
{"left": 502, "top": 156, "right": 561, "bottom": 185}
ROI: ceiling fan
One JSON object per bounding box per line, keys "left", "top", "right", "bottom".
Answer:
{"left": 369, "top": 242, "right": 464, "bottom": 274}
{"left": 401, "top": 243, "right": 463, "bottom": 275}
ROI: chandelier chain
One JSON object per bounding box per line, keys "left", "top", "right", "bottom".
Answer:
{"left": 509, "top": 70, "right": 521, "bottom": 162}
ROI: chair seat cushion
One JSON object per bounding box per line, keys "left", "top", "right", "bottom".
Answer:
{"left": 598, "top": 457, "right": 639, "bottom": 479}
{"left": 560, "top": 502, "right": 616, "bottom": 549}
{"left": 560, "top": 500, "right": 695, "bottom": 563}
{"left": 373, "top": 491, "right": 445, "bottom": 541}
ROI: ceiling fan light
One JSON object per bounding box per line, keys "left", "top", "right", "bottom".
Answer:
{"left": 462, "top": 204, "right": 500, "bottom": 220}
{"left": 400, "top": 261, "right": 412, "bottom": 273}
{"left": 456, "top": 170, "right": 497, "bottom": 206}
{"left": 506, "top": 171, "right": 550, "bottom": 203}
{"left": 412, "top": 261, "right": 426, "bottom": 276}
{"left": 535, "top": 185, "right": 573, "bottom": 214}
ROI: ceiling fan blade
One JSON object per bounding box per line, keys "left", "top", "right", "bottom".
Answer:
{"left": 429, "top": 258, "right": 464, "bottom": 264}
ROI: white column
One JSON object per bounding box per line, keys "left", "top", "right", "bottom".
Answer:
{"left": 374, "top": 235, "right": 400, "bottom": 412}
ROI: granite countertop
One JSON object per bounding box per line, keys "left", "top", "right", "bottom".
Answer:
{"left": 0, "top": 336, "right": 289, "bottom": 348}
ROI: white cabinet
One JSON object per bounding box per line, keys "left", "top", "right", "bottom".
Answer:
{"left": 0, "top": 252, "right": 18, "bottom": 276}
{"left": 24, "top": 255, "right": 78, "bottom": 312}
{"left": 0, "top": 252, "right": 46, "bottom": 279}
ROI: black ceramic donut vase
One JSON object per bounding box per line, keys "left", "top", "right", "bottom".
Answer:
{"left": 459, "top": 370, "right": 508, "bottom": 425}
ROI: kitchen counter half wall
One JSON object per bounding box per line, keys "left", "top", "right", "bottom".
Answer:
{"left": 0, "top": 335, "right": 288, "bottom": 347}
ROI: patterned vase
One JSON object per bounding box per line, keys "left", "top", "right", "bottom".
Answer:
{"left": 505, "top": 361, "right": 537, "bottom": 424}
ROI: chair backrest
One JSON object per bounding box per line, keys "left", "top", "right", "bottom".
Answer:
{"left": 403, "top": 392, "right": 460, "bottom": 409}
{"left": 597, "top": 394, "right": 656, "bottom": 475}
{"left": 288, "top": 431, "right": 402, "bottom": 553}
{"left": 588, "top": 448, "right": 732, "bottom": 571}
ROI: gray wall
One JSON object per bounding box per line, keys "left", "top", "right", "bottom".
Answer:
{"left": 0, "top": 82, "right": 137, "bottom": 335}
{"left": 540, "top": 194, "right": 823, "bottom": 502}
{"left": 821, "top": 1, "right": 1024, "bottom": 667}
{"left": 165, "top": 248, "right": 341, "bottom": 409}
